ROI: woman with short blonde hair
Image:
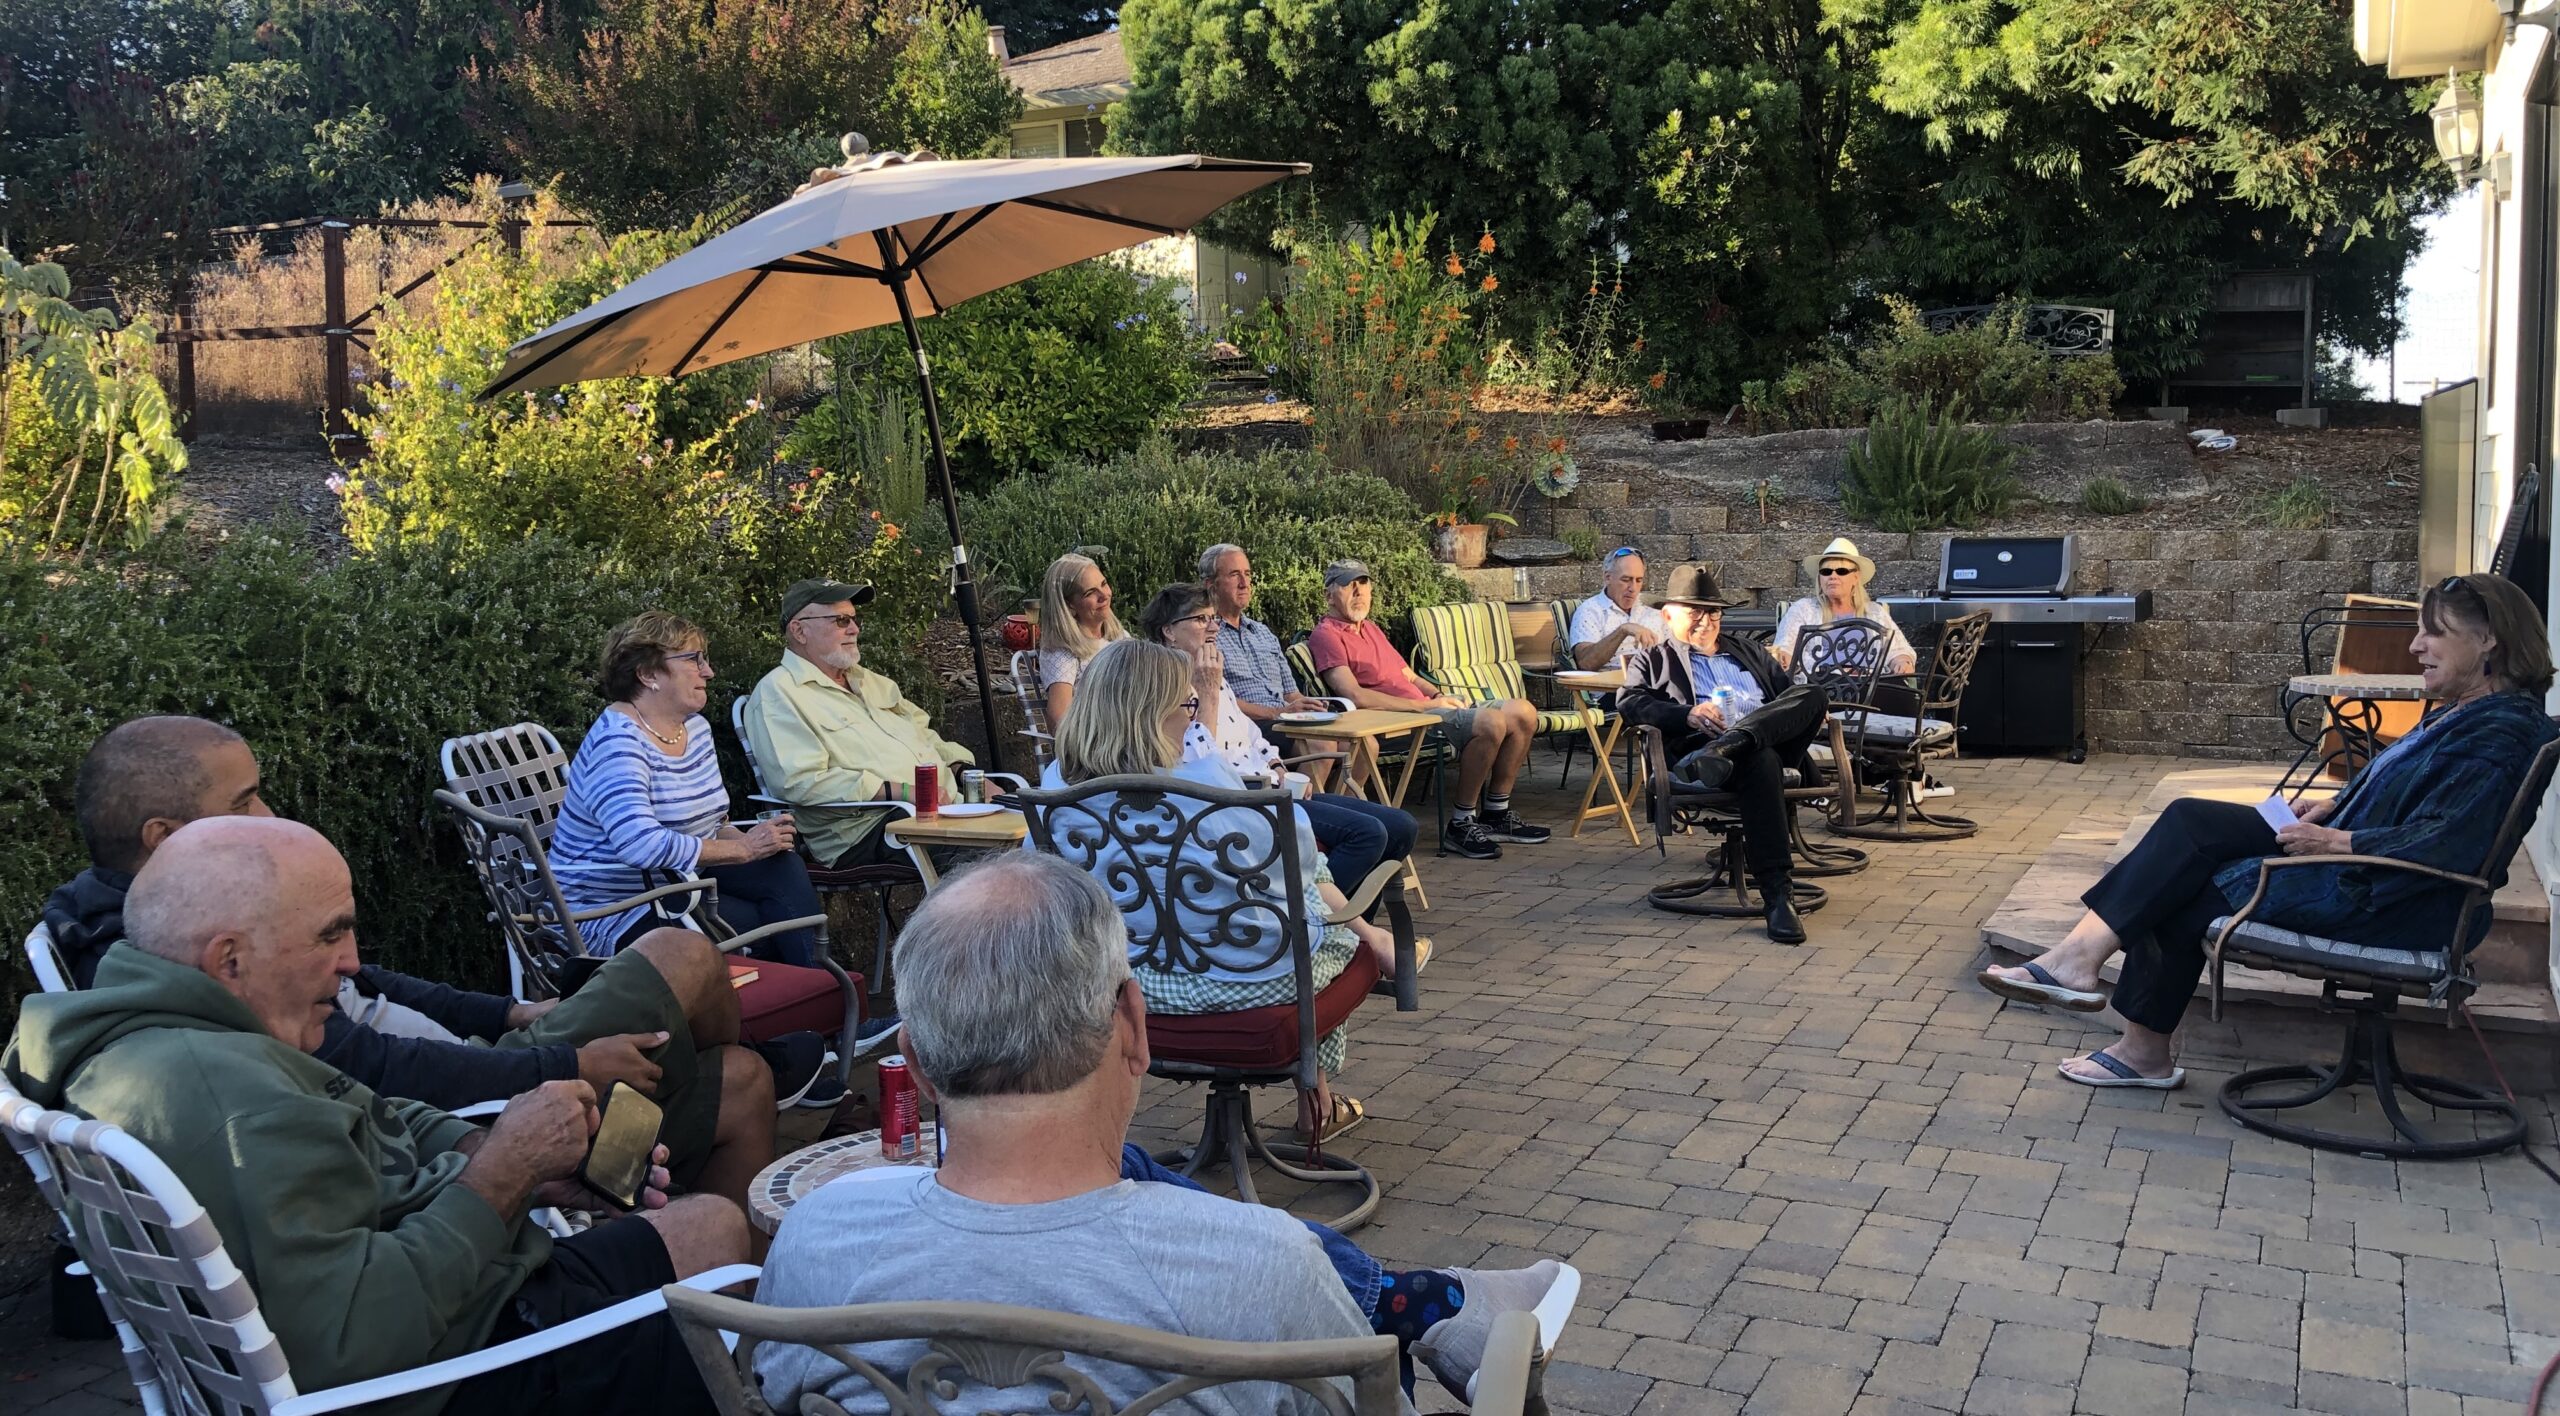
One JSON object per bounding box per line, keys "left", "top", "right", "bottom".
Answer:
{"left": 1039, "top": 637, "right": 1402, "bottom": 1144}
{"left": 1037, "top": 552, "right": 1127, "bottom": 729}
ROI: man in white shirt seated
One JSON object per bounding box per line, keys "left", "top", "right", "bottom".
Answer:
{"left": 1566, "top": 548, "right": 1673, "bottom": 670}
{"left": 753, "top": 853, "right": 1575, "bottom": 1413}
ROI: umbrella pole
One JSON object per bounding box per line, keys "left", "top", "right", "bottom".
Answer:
{"left": 886, "top": 270, "right": 1007, "bottom": 776}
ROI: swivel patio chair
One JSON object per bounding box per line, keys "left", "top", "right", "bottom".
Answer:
{"left": 1641, "top": 618, "right": 1886, "bottom": 923}
{"left": 665, "top": 1275, "right": 1564, "bottom": 1415}
{"left": 2203, "top": 725, "right": 2560, "bottom": 1160}
{"left": 437, "top": 721, "right": 863, "bottom": 1091}
{"left": 1019, "top": 772, "right": 1422, "bottom": 1232}
{"left": 1, "top": 1078, "right": 758, "bottom": 1416}
{"left": 1830, "top": 610, "right": 1992, "bottom": 844}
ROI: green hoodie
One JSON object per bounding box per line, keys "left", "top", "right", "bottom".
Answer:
{"left": 6, "top": 943, "right": 551, "bottom": 1414}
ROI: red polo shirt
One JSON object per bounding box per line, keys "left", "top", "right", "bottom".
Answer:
{"left": 1308, "top": 616, "right": 1431, "bottom": 701}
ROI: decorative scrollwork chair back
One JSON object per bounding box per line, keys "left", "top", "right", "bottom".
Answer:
{"left": 663, "top": 1286, "right": 1484, "bottom": 1416}
{"left": 1787, "top": 616, "right": 1891, "bottom": 712}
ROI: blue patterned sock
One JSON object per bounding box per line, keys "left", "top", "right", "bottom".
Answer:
{"left": 1372, "top": 1269, "right": 1465, "bottom": 1344}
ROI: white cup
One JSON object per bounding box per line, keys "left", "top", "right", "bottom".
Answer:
{"left": 1282, "top": 771, "right": 1313, "bottom": 801}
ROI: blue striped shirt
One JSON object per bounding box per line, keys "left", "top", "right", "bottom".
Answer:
{"left": 551, "top": 709, "right": 731, "bottom": 954}
{"left": 1216, "top": 613, "right": 1295, "bottom": 708}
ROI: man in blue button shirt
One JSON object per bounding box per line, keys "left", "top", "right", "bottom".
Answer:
{"left": 1619, "top": 564, "right": 1830, "bottom": 943}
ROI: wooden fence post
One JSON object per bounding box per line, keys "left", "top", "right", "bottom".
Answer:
{"left": 172, "top": 271, "right": 197, "bottom": 443}
{"left": 323, "top": 220, "right": 353, "bottom": 458}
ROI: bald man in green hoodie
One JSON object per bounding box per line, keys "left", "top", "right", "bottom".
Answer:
{"left": 6, "top": 815, "right": 745, "bottom": 1416}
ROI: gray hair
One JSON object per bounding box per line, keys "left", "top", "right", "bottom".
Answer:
{"left": 1197, "top": 543, "right": 1246, "bottom": 581}
{"left": 894, "top": 853, "right": 1133, "bottom": 1102}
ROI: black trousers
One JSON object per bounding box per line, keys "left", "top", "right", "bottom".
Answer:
{"left": 2080, "top": 797, "right": 2275, "bottom": 1034}
{"left": 1671, "top": 684, "right": 1830, "bottom": 882}
{"left": 450, "top": 1217, "right": 713, "bottom": 1415}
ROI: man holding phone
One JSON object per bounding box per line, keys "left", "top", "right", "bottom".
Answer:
{"left": 7, "top": 816, "right": 745, "bottom": 1416}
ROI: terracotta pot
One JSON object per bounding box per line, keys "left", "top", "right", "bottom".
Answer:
{"left": 999, "top": 614, "right": 1036, "bottom": 652}
{"left": 1434, "top": 521, "right": 1490, "bottom": 569}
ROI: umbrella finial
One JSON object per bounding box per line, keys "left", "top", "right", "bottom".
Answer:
{"left": 841, "top": 132, "right": 870, "bottom": 162}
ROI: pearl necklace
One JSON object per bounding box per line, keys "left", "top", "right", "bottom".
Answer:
{"left": 624, "top": 703, "right": 686, "bottom": 748}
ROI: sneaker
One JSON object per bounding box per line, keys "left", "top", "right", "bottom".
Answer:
{"left": 750, "top": 1031, "right": 839, "bottom": 1110}
{"left": 850, "top": 1010, "right": 903, "bottom": 1058}
{"left": 1412, "top": 1259, "right": 1582, "bottom": 1404}
{"left": 1475, "top": 808, "right": 1550, "bottom": 844}
{"left": 1439, "top": 817, "right": 1503, "bottom": 860}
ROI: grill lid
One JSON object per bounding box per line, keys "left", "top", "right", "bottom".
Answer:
{"left": 1937, "top": 535, "right": 2074, "bottom": 596}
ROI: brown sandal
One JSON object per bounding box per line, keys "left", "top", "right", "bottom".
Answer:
{"left": 1294, "top": 1093, "right": 1367, "bottom": 1146}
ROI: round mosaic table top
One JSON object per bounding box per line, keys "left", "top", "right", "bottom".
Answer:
{"left": 2286, "top": 672, "right": 2430, "bottom": 701}
{"left": 749, "top": 1127, "right": 939, "bottom": 1235}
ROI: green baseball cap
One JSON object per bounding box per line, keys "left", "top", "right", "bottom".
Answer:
{"left": 779, "top": 578, "right": 876, "bottom": 626}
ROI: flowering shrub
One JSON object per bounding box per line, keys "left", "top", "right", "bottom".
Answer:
{"left": 966, "top": 440, "right": 1467, "bottom": 645}
{"left": 1743, "top": 298, "right": 2123, "bottom": 432}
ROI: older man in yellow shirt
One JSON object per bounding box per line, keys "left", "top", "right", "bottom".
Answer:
{"left": 742, "top": 579, "right": 974, "bottom": 870}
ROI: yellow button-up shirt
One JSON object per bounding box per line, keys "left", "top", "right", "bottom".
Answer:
{"left": 741, "top": 651, "right": 973, "bottom": 868}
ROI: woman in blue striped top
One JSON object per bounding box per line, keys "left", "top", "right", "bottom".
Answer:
{"left": 552, "top": 610, "right": 825, "bottom": 966}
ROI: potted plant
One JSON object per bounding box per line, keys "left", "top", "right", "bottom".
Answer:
{"left": 1429, "top": 470, "right": 1517, "bottom": 569}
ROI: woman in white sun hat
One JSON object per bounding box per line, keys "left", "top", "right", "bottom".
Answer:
{"left": 1772, "top": 536, "right": 1916, "bottom": 676}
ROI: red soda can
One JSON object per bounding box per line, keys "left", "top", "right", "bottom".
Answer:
{"left": 914, "top": 760, "right": 941, "bottom": 818}
{"left": 879, "top": 1054, "right": 921, "bottom": 1159}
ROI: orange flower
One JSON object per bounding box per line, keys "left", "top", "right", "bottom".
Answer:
{"left": 1479, "top": 274, "right": 1499, "bottom": 293}
{"left": 1390, "top": 373, "right": 1407, "bottom": 393}
{"left": 1589, "top": 284, "right": 1599, "bottom": 296}
{"left": 1648, "top": 370, "right": 1668, "bottom": 390}
{"left": 1301, "top": 414, "right": 1317, "bottom": 426}
{"left": 1444, "top": 254, "right": 1464, "bottom": 277}
{"left": 1319, "top": 333, "right": 1334, "bottom": 347}
{"left": 1378, "top": 319, "right": 1396, "bottom": 334}
{"left": 1631, "top": 336, "right": 1646, "bottom": 354}
{"left": 1501, "top": 434, "right": 1520, "bottom": 454}
{"left": 1477, "top": 230, "right": 1496, "bottom": 254}
{"left": 1390, "top": 251, "right": 1408, "bottom": 270}
{"left": 1465, "top": 425, "right": 1484, "bottom": 443}
{"left": 880, "top": 522, "right": 901, "bottom": 539}
{"left": 1546, "top": 436, "right": 1567, "bottom": 454}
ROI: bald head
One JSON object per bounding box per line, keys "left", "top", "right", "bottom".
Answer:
{"left": 127, "top": 817, "right": 359, "bottom": 1050}
{"left": 76, "top": 716, "right": 270, "bottom": 873}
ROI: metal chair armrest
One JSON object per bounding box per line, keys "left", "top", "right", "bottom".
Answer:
{"left": 269, "top": 1265, "right": 762, "bottom": 1415}
{"left": 2206, "top": 852, "right": 2487, "bottom": 1022}
{"left": 751, "top": 794, "right": 919, "bottom": 816}
{"left": 1323, "top": 862, "right": 1419, "bottom": 1011}
{"left": 556, "top": 878, "right": 723, "bottom": 924}
{"left": 1327, "top": 860, "right": 1404, "bottom": 923}
{"left": 1468, "top": 1310, "right": 1543, "bottom": 1416}
{"left": 711, "top": 913, "right": 832, "bottom": 956}
{"left": 1277, "top": 750, "right": 1351, "bottom": 773}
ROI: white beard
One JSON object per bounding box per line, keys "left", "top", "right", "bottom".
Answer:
{"left": 1337, "top": 604, "right": 1370, "bottom": 624}
{"left": 809, "top": 642, "right": 861, "bottom": 673}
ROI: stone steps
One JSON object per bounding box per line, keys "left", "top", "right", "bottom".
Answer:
{"left": 1979, "top": 765, "right": 2559, "bottom": 1035}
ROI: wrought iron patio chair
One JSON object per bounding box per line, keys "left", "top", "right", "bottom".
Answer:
{"left": 437, "top": 722, "right": 863, "bottom": 1090}
{"left": 1019, "top": 772, "right": 1420, "bottom": 1231}
{"left": 664, "top": 1281, "right": 1558, "bottom": 1415}
{"left": 2204, "top": 724, "right": 2560, "bottom": 1160}
{"left": 1830, "top": 609, "right": 1991, "bottom": 843}
{"left": 0, "top": 1078, "right": 758, "bottom": 1416}
{"left": 1640, "top": 620, "right": 1883, "bottom": 924}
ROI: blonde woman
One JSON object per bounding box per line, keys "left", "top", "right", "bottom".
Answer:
{"left": 1036, "top": 551, "right": 1128, "bottom": 728}
{"left": 1771, "top": 536, "right": 1917, "bottom": 676}
{"left": 1037, "top": 639, "right": 1399, "bottom": 1144}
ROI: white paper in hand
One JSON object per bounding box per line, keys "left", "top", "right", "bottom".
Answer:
{"left": 2255, "top": 795, "right": 2299, "bottom": 831}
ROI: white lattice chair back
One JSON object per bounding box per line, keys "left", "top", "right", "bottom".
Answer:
{"left": 438, "top": 723, "right": 574, "bottom": 843}
{"left": 3, "top": 1080, "right": 292, "bottom": 1415}
{"left": 27, "top": 918, "right": 74, "bottom": 993}
{"left": 1010, "top": 648, "right": 1054, "bottom": 764}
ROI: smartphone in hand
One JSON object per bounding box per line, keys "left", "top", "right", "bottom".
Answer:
{"left": 577, "top": 1081, "right": 665, "bottom": 1210}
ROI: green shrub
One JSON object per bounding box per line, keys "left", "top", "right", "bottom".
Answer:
{"left": 1839, "top": 398, "right": 2020, "bottom": 532}
{"left": 1745, "top": 299, "right": 2124, "bottom": 432}
{"left": 0, "top": 530, "right": 821, "bottom": 1016}
{"left": 2079, "top": 476, "right": 2149, "bottom": 515}
{"left": 966, "top": 441, "right": 1468, "bottom": 644}
{"left": 2263, "top": 474, "right": 2331, "bottom": 530}
{"left": 1560, "top": 524, "right": 1603, "bottom": 561}
{"left": 866, "top": 256, "right": 1203, "bottom": 483}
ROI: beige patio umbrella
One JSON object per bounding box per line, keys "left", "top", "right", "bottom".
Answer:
{"left": 482, "top": 141, "right": 1309, "bottom": 769}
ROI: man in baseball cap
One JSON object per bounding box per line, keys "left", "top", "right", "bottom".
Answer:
{"left": 1306, "top": 561, "right": 1551, "bottom": 861}
{"left": 741, "top": 577, "right": 970, "bottom": 872}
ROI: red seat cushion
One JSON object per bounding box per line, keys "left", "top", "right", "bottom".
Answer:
{"left": 1145, "top": 947, "right": 1381, "bottom": 1072}
{"left": 735, "top": 961, "right": 857, "bottom": 1043}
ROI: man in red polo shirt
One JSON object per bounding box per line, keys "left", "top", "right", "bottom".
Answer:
{"left": 1307, "top": 560, "right": 1549, "bottom": 861}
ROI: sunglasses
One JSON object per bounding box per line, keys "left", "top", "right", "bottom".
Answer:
{"left": 793, "top": 613, "right": 859, "bottom": 631}
{"left": 1818, "top": 566, "right": 1858, "bottom": 577}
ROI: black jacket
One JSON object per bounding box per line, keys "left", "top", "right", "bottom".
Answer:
{"left": 1619, "top": 633, "right": 1791, "bottom": 752}
{"left": 39, "top": 866, "right": 578, "bottom": 1108}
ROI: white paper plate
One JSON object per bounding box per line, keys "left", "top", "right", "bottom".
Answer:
{"left": 1278, "top": 711, "right": 1343, "bottom": 724}
{"left": 934, "top": 802, "right": 1007, "bottom": 818}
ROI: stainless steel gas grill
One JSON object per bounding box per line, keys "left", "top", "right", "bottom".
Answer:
{"left": 1881, "top": 535, "right": 2151, "bottom": 762}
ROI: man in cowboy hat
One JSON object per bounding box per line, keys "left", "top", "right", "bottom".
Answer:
{"left": 741, "top": 577, "right": 974, "bottom": 871}
{"left": 1619, "top": 564, "right": 1832, "bottom": 943}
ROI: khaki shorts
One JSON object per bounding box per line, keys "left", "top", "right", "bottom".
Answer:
{"left": 1428, "top": 703, "right": 1484, "bottom": 750}
{"left": 502, "top": 949, "right": 720, "bottom": 1190}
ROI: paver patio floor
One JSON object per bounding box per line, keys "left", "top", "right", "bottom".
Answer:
{"left": 9, "top": 750, "right": 2559, "bottom": 1415}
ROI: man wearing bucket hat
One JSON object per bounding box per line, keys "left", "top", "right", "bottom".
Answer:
{"left": 742, "top": 577, "right": 975, "bottom": 871}
{"left": 1773, "top": 538, "right": 1944, "bottom": 796}
{"left": 1619, "top": 564, "right": 1832, "bottom": 943}
{"left": 1307, "top": 559, "right": 1550, "bottom": 862}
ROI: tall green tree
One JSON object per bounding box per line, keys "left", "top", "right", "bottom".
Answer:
{"left": 470, "top": 0, "right": 1023, "bottom": 231}
{"left": 978, "top": 0, "right": 1117, "bottom": 55}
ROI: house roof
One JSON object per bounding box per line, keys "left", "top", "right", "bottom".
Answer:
{"left": 1004, "top": 28, "right": 1131, "bottom": 113}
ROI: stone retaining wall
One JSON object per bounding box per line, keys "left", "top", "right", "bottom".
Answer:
{"left": 1463, "top": 500, "right": 2418, "bottom": 761}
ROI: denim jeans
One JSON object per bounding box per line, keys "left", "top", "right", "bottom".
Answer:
{"left": 1300, "top": 793, "right": 1419, "bottom": 893}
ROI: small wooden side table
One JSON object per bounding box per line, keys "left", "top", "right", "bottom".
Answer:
{"left": 1273, "top": 708, "right": 1443, "bottom": 907}
{"left": 886, "top": 808, "right": 1028, "bottom": 889}
{"left": 1552, "top": 668, "right": 1641, "bottom": 844}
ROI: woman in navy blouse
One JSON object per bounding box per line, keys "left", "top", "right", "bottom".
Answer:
{"left": 552, "top": 610, "right": 824, "bottom": 966}
{"left": 1980, "top": 573, "right": 2556, "bottom": 1089}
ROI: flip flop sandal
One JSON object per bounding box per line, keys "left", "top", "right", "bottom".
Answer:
{"left": 1369, "top": 937, "right": 1434, "bottom": 996}
{"left": 2058, "top": 1050, "right": 2185, "bottom": 1090}
{"left": 1979, "top": 961, "right": 2108, "bottom": 1012}
{"left": 1295, "top": 1093, "right": 1368, "bottom": 1145}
